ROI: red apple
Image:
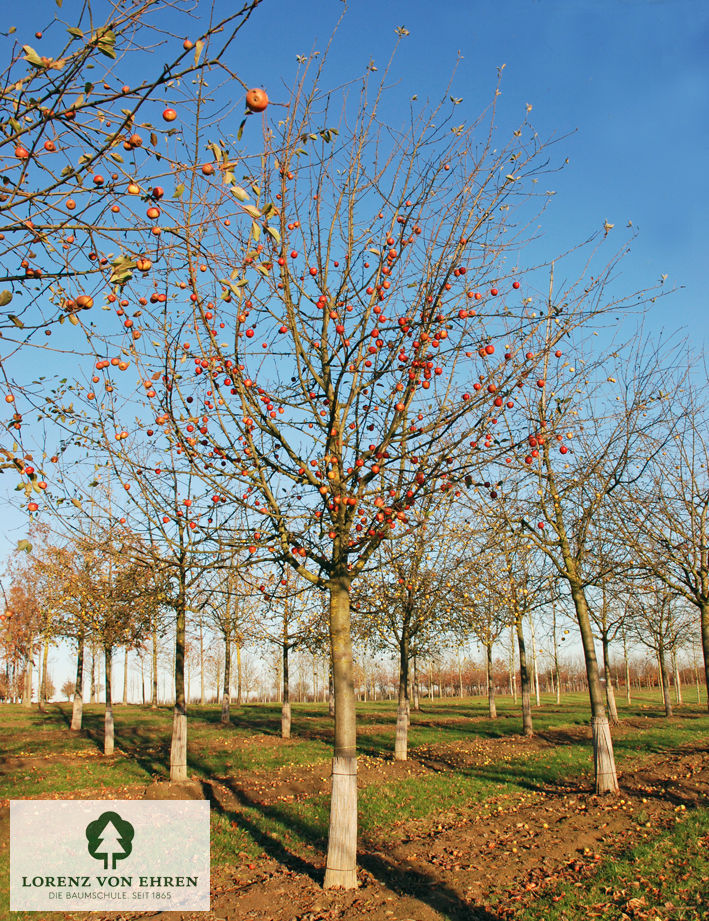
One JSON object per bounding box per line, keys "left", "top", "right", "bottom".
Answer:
{"left": 245, "top": 88, "right": 269, "bottom": 113}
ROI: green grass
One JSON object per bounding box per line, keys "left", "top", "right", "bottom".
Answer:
{"left": 2, "top": 692, "right": 708, "bottom": 802}
{"left": 517, "top": 807, "right": 709, "bottom": 920}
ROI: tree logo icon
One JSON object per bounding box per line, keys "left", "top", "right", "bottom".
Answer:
{"left": 85, "top": 811, "right": 134, "bottom": 870}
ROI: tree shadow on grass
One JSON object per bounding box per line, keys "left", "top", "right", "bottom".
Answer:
{"left": 201, "top": 777, "right": 323, "bottom": 884}
{"left": 358, "top": 850, "right": 503, "bottom": 921}
{"left": 411, "top": 742, "right": 590, "bottom": 796}
{"left": 200, "top": 776, "right": 502, "bottom": 921}
{"left": 51, "top": 702, "right": 73, "bottom": 730}
{"left": 68, "top": 710, "right": 173, "bottom": 780}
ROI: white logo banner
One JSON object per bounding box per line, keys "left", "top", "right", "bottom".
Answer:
{"left": 10, "top": 800, "right": 210, "bottom": 911}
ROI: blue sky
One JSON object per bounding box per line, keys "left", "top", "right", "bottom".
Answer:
{"left": 254, "top": 0, "right": 708, "bottom": 330}
{"left": 2, "top": 0, "right": 707, "bottom": 689}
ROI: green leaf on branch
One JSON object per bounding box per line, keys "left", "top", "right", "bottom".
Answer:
{"left": 173, "top": 183, "right": 185, "bottom": 199}
{"left": 193, "top": 39, "right": 204, "bottom": 67}
{"left": 67, "top": 27, "right": 84, "bottom": 39}
{"left": 0, "top": 290, "right": 14, "bottom": 307}
{"left": 22, "top": 46, "right": 44, "bottom": 67}
{"left": 206, "top": 141, "right": 223, "bottom": 162}
{"left": 232, "top": 186, "right": 249, "bottom": 202}
{"left": 94, "top": 29, "right": 117, "bottom": 59}
{"left": 16, "top": 539, "right": 32, "bottom": 553}
{"left": 109, "top": 255, "right": 136, "bottom": 286}
{"left": 9, "top": 315, "right": 24, "bottom": 328}
{"left": 265, "top": 225, "right": 281, "bottom": 245}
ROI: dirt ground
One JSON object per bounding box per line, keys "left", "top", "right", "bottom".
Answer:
{"left": 3, "top": 728, "right": 708, "bottom": 921}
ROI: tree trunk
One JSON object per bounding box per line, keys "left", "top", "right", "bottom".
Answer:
{"left": 71, "top": 631, "right": 85, "bottom": 731}
{"left": 200, "top": 622, "right": 205, "bottom": 706}
{"left": 151, "top": 626, "right": 159, "bottom": 707}
{"left": 698, "top": 601, "right": 709, "bottom": 713}
{"left": 509, "top": 623, "right": 517, "bottom": 703}
{"left": 658, "top": 645, "right": 673, "bottom": 718}
{"left": 104, "top": 646, "right": 114, "bottom": 756}
{"left": 236, "top": 638, "right": 243, "bottom": 705}
{"left": 412, "top": 655, "right": 420, "bottom": 711}
{"left": 602, "top": 633, "right": 618, "bottom": 725}
{"left": 91, "top": 641, "right": 98, "bottom": 703}
{"left": 623, "top": 628, "right": 631, "bottom": 705}
{"left": 552, "top": 605, "right": 561, "bottom": 704}
{"left": 323, "top": 572, "right": 357, "bottom": 890}
{"left": 428, "top": 659, "right": 434, "bottom": 700}
{"left": 39, "top": 634, "right": 49, "bottom": 711}
{"left": 515, "top": 616, "right": 534, "bottom": 736}
{"left": 281, "top": 641, "right": 291, "bottom": 739}
{"left": 486, "top": 640, "right": 497, "bottom": 719}
{"left": 328, "top": 664, "right": 335, "bottom": 717}
{"left": 122, "top": 647, "right": 129, "bottom": 705}
{"left": 671, "top": 647, "right": 682, "bottom": 705}
{"left": 170, "top": 589, "right": 188, "bottom": 781}
{"left": 221, "top": 631, "right": 231, "bottom": 724}
{"left": 529, "top": 611, "right": 541, "bottom": 707}
{"left": 394, "top": 628, "right": 410, "bottom": 761}
{"left": 570, "top": 581, "right": 619, "bottom": 794}
{"left": 22, "top": 655, "right": 32, "bottom": 707}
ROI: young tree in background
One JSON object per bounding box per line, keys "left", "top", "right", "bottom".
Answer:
{"left": 511, "top": 302, "right": 671, "bottom": 793}
{"left": 78, "top": 529, "right": 155, "bottom": 753}
{"left": 2, "top": 525, "right": 60, "bottom": 709}
{"left": 201, "top": 559, "right": 255, "bottom": 725}
{"left": 617, "top": 385, "right": 709, "bottom": 711}
{"left": 629, "top": 582, "right": 692, "bottom": 719}
{"left": 1, "top": 580, "right": 39, "bottom": 706}
{"left": 256, "top": 566, "right": 323, "bottom": 738}
{"left": 458, "top": 575, "right": 509, "bottom": 719}
{"left": 497, "top": 527, "right": 548, "bottom": 736}
{"left": 355, "top": 493, "right": 462, "bottom": 760}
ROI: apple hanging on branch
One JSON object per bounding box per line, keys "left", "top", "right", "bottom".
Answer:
{"left": 245, "top": 88, "right": 269, "bottom": 113}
